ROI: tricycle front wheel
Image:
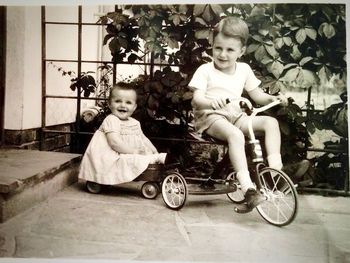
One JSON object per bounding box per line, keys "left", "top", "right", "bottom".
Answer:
{"left": 257, "top": 167, "right": 298, "bottom": 226}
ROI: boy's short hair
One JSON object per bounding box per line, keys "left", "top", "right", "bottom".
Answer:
{"left": 108, "top": 82, "right": 137, "bottom": 103}
{"left": 213, "top": 16, "right": 249, "bottom": 46}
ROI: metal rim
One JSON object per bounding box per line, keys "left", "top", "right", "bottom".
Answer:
{"left": 256, "top": 167, "right": 298, "bottom": 226}
{"left": 86, "top": 181, "right": 102, "bottom": 194}
{"left": 141, "top": 182, "right": 159, "bottom": 199}
{"left": 161, "top": 172, "right": 188, "bottom": 210}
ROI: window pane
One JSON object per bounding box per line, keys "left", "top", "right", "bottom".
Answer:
{"left": 45, "top": 6, "right": 78, "bottom": 23}
{"left": 82, "top": 25, "right": 103, "bottom": 61}
{"left": 46, "top": 97, "right": 77, "bottom": 126}
{"left": 46, "top": 61, "right": 78, "bottom": 97}
{"left": 46, "top": 24, "right": 78, "bottom": 60}
{"left": 82, "top": 5, "right": 102, "bottom": 23}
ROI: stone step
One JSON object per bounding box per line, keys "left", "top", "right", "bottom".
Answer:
{"left": 0, "top": 149, "right": 81, "bottom": 223}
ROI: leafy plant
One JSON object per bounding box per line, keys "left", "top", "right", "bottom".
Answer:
{"left": 266, "top": 97, "right": 311, "bottom": 162}
{"left": 243, "top": 4, "right": 346, "bottom": 93}
{"left": 99, "top": 4, "right": 346, "bottom": 93}
{"left": 49, "top": 62, "right": 112, "bottom": 99}
{"left": 70, "top": 72, "right": 96, "bottom": 98}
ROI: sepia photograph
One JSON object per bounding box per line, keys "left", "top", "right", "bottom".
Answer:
{"left": 0, "top": 0, "right": 348, "bottom": 262}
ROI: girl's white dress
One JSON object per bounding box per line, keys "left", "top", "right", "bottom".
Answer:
{"left": 78, "top": 114, "right": 166, "bottom": 185}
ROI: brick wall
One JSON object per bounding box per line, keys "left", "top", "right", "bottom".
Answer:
{"left": 4, "top": 123, "right": 73, "bottom": 152}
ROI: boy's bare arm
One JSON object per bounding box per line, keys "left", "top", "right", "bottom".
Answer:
{"left": 106, "top": 132, "right": 138, "bottom": 154}
{"left": 192, "top": 89, "right": 227, "bottom": 110}
{"left": 248, "top": 88, "right": 288, "bottom": 106}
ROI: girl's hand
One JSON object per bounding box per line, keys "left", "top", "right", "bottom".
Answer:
{"left": 211, "top": 97, "right": 228, "bottom": 110}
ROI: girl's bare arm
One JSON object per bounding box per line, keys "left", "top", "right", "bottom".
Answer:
{"left": 106, "top": 132, "right": 138, "bottom": 154}
{"left": 141, "top": 133, "right": 158, "bottom": 154}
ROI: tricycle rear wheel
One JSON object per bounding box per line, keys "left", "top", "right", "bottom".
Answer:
{"left": 161, "top": 172, "right": 187, "bottom": 210}
{"left": 225, "top": 171, "right": 245, "bottom": 204}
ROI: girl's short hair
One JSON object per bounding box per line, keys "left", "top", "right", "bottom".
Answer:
{"left": 213, "top": 16, "right": 249, "bottom": 46}
{"left": 108, "top": 82, "right": 137, "bottom": 103}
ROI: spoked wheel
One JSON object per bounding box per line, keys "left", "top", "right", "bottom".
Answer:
{"left": 86, "top": 181, "right": 102, "bottom": 194}
{"left": 141, "top": 182, "right": 159, "bottom": 199}
{"left": 161, "top": 172, "right": 188, "bottom": 210}
{"left": 257, "top": 167, "right": 298, "bottom": 226}
{"left": 225, "top": 171, "right": 245, "bottom": 204}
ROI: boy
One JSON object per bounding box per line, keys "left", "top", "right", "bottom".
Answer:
{"left": 189, "top": 16, "right": 296, "bottom": 210}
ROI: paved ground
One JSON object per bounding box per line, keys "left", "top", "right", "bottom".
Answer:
{"left": 0, "top": 180, "right": 349, "bottom": 263}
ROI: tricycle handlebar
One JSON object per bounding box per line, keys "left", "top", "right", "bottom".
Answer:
{"left": 226, "top": 97, "right": 280, "bottom": 116}
{"left": 205, "top": 96, "right": 282, "bottom": 141}
{"left": 227, "top": 98, "right": 281, "bottom": 141}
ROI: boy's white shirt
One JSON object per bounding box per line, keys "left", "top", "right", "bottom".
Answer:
{"left": 189, "top": 62, "right": 261, "bottom": 101}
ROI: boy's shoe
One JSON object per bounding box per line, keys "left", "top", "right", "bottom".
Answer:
{"left": 244, "top": 188, "right": 266, "bottom": 209}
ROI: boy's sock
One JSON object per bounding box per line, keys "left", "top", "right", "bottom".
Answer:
{"left": 267, "top": 153, "right": 283, "bottom": 170}
{"left": 236, "top": 170, "right": 255, "bottom": 193}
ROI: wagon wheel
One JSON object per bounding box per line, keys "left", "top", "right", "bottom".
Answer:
{"left": 141, "top": 182, "right": 160, "bottom": 199}
{"left": 86, "top": 181, "right": 102, "bottom": 194}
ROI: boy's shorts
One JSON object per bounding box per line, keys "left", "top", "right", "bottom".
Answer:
{"left": 193, "top": 107, "right": 248, "bottom": 135}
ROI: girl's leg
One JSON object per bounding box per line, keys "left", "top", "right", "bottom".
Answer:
{"left": 239, "top": 116, "right": 283, "bottom": 169}
{"left": 206, "top": 119, "right": 254, "bottom": 192}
